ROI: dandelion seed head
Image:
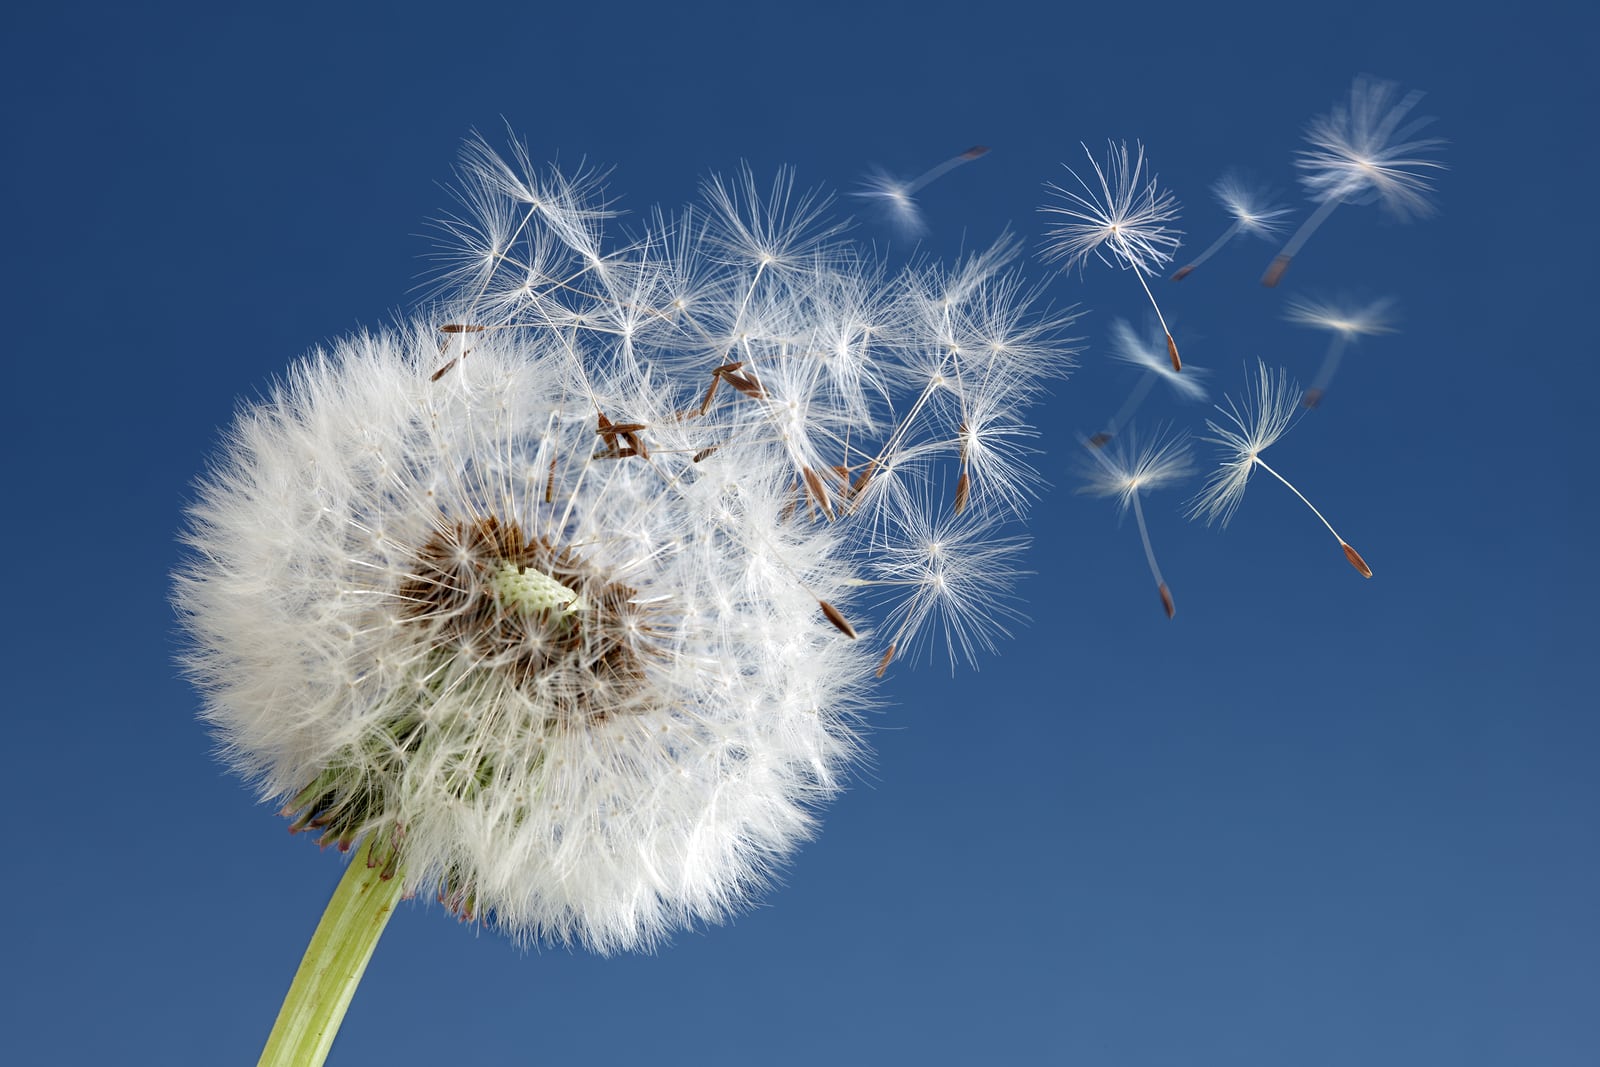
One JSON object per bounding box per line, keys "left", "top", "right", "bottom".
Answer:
{"left": 176, "top": 138, "right": 1075, "bottom": 952}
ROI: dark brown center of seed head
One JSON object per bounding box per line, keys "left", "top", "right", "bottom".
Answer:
{"left": 398, "top": 515, "right": 647, "bottom": 716}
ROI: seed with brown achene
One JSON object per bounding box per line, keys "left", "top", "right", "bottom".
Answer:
{"left": 1341, "top": 542, "right": 1373, "bottom": 578}
{"left": 818, "top": 600, "right": 857, "bottom": 639}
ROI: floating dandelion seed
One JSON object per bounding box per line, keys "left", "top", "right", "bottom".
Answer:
{"left": 864, "top": 498, "right": 1032, "bottom": 669}
{"left": 1089, "top": 317, "right": 1209, "bottom": 447}
{"left": 1187, "top": 361, "right": 1372, "bottom": 577}
{"left": 852, "top": 145, "right": 990, "bottom": 238}
{"left": 1078, "top": 428, "right": 1194, "bottom": 618}
{"left": 176, "top": 136, "right": 1080, "bottom": 1063}
{"left": 1263, "top": 75, "right": 1446, "bottom": 287}
{"left": 1170, "top": 172, "right": 1292, "bottom": 281}
{"left": 1284, "top": 295, "right": 1398, "bottom": 406}
{"left": 1042, "top": 140, "right": 1184, "bottom": 371}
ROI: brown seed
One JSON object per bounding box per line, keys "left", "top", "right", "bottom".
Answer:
{"left": 1261, "top": 254, "right": 1292, "bottom": 289}
{"left": 876, "top": 644, "right": 896, "bottom": 678}
{"left": 1087, "top": 432, "right": 1113, "bottom": 449}
{"left": 819, "top": 600, "right": 857, "bottom": 639}
{"left": 954, "top": 468, "right": 971, "bottom": 515}
{"left": 545, "top": 455, "right": 557, "bottom": 503}
{"left": 696, "top": 374, "right": 722, "bottom": 416}
{"left": 1303, "top": 388, "right": 1324, "bottom": 409}
{"left": 1170, "top": 264, "right": 1195, "bottom": 282}
{"left": 429, "top": 358, "right": 459, "bottom": 382}
{"left": 692, "top": 446, "right": 721, "bottom": 463}
{"left": 802, "top": 467, "right": 836, "bottom": 520}
{"left": 1166, "top": 334, "right": 1181, "bottom": 373}
{"left": 726, "top": 370, "right": 764, "bottom": 399}
{"left": 960, "top": 145, "right": 990, "bottom": 160}
{"left": 1341, "top": 542, "right": 1373, "bottom": 579}
{"left": 439, "top": 324, "right": 487, "bottom": 333}
{"left": 1158, "top": 582, "right": 1175, "bottom": 619}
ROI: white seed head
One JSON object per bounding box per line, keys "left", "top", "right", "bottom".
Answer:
{"left": 176, "top": 138, "right": 1076, "bottom": 952}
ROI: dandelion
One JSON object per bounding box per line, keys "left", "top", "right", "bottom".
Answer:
{"left": 851, "top": 145, "right": 991, "bottom": 238}
{"left": 1187, "top": 361, "right": 1372, "bottom": 577}
{"left": 1077, "top": 428, "right": 1194, "bottom": 618}
{"left": 175, "top": 135, "right": 1074, "bottom": 1066}
{"left": 1088, "top": 317, "right": 1208, "bottom": 447}
{"left": 1284, "top": 295, "right": 1398, "bottom": 406}
{"left": 1263, "top": 75, "right": 1445, "bottom": 287}
{"left": 1170, "top": 172, "right": 1292, "bottom": 281}
{"left": 1041, "top": 140, "right": 1185, "bottom": 371}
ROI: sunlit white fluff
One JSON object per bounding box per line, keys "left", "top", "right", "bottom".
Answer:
{"left": 1262, "top": 76, "right": 1445, "bottom": 286}
{"left": 852, "top": 145, "right": 990, "bottom": 238}
{"left": 176, "top": 136, "right": 1078, "bottom": 952}
{"left": 1089, "top": 318, "right": 1208, "bottom": 447}
{"left": 1041, "top": 140, "right": 1186, "bottom": 371}
{"left": 1170, "top": 172, "right": 1292, "bottom": 281}
{"left": 1284, "top": 295, "right": 1398, "bottom": 405}
{"left": 1077, "top": 427, "right": 1194, "bottom": 617}
{"left": 1188, "top": 361, "right": 1372, "bottom": 577}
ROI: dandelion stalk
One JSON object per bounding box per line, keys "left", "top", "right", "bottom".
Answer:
{"left": 1250, "top": 456, "right": 1372, "bottom": 577}
{"left": 258, "top": 837, "right": 404, "bottom": 1067}
{"left": 1078, "top": 429, "right": 1193, "bottom": 617}
{"left": 1261, "top": 196, "right": 1341, "bottom": 287}
{"left": 1307, "top": 334, "right": 1348, "bottom": 405}
{"left": 1129, "top": 492, "right": 1175, "bottom": 617}
{"left": 1171, "top": 220, "right": 1244, "bottom": 281}
{"left": 175, "top": 136, "right": 1080, "bottom": 1012}
{"left": 1091, "top": 372, "right": 1157, "bottom": 446}
{"left": 1131, "top": 267, "right": 1182, "bottom": 372}
{"left": 1284, "top": 295, "right": 1397, "bottom": 406}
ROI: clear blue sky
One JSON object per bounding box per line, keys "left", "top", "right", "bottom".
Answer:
{"left": 3, "top": 2, "right": 1592, "bottom": 1064}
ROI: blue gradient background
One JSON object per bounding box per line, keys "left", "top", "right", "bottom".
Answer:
{"left": 3, "top": 2, "right": 1592, "bottom": 1064}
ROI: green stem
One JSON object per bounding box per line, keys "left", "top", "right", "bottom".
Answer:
{"left": 258, "top": 837, "right": 404, "bottom": 1067}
